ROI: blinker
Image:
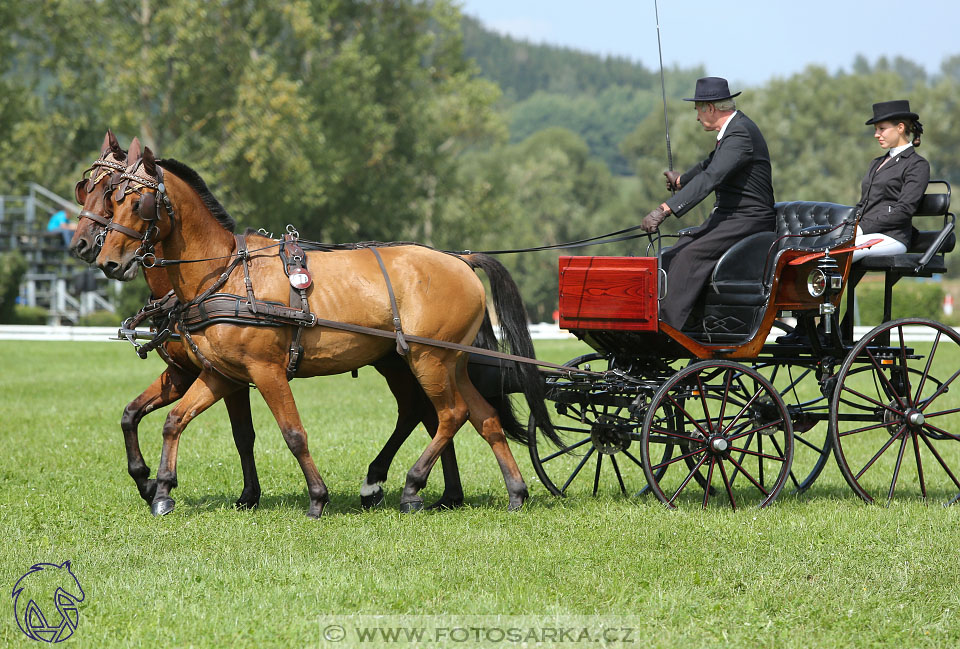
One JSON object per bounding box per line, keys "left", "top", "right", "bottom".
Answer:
{"left": 139, "top": 192, "right": 157, "bottom": 221}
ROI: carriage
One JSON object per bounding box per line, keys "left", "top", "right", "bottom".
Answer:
{"left": 526, "top": 181, "right": 959, "bottom": 509}
{"left": 76, "top": 131, "right": 960, "bottom": 514}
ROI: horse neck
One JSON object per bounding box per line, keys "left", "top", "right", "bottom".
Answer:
{"left": 157, "top": 171, "right": 237, "bottom": 302}
{"left": 143, "top": 267, "right": 174, "bottom": 298}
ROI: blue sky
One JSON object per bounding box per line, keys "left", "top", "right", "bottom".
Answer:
{"left": 458, "top": 0, "right": 960, "bottom": 88}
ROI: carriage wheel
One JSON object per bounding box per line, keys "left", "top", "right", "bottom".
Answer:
{"left": 527, "top": 354, "right": 669, "bottom": 497}
{"left": 641, "top": 360, "right": 794, "bottom": 509}
{"left": 753, "top": 362, "right": 832, "bottom": 494}
{"left": 829, "top": 318, "right": 960, "bottom": 505}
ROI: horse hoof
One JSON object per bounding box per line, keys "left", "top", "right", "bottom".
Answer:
{"left": 507, "top": 498, "right": 527, "bottom": 512}
{"left": 151, "top": 497, "right": 175, "bottom": 516}
{"left": 399, "top": 500, "right": 424, "bottom": 514}
{"left": 360, "top": 487, "right": 385, "bottom": 510}
{"left": 235, "top": 497, "right": 260, "bottom": 510}
{"left": 426, "top": 496, "right": 465, "bottom": 511}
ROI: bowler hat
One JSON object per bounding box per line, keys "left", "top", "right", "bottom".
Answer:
{"left": 683, "top": 76, "right": 741, "bottom": 102}
{"left": 865, "top": 100, "right": 919, "bottom": 125}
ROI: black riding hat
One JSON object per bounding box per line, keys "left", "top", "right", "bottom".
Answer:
{"left": 865, "top": 100, "right": 919, "bottom": 125}
{"left": 683, "top": 76, "right": 741, "bottom": 102}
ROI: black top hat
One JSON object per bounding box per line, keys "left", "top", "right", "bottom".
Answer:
{"left": 683, "top": 77, "right": 741, "bottom": 102}
{"left": 865, "top": 100, "right": 919, "bottom": 125}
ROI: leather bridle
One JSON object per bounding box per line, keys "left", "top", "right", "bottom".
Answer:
{"left": 106, "top": 160, "right": 176, "bottom": 267}
{"left": 75, "top": 152, "right": 127, "bottom": 245}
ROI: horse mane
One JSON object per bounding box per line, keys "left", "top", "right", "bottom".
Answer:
{"left": 157, "top": 158, "right": 236, "bottom": 232}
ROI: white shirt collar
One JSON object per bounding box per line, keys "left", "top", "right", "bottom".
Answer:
{"left": 888, "top": 142, "right": 912, "bottom": 157}
{"left": 717, "top": 110, "right": 739, "bottom": 141}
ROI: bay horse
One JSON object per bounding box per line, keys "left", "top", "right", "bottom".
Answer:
{"left": 73, "top": 133, "right": 513, "bottom": 511}
{"left": 95, "top": 146, "right": 556, "bottom": 516}
{"left": 70, "top": 132, "right": 261, "bottom": 509}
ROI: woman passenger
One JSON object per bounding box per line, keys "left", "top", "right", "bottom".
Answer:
{"left": 852, "top": 100, "right": 929, "bottom": 261}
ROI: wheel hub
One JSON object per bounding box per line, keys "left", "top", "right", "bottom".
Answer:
{"left": 590, "top": 416, "right": 633, "bottom": 455}
{"left": 708, "top": 436, "right": 729, "bottom": 455}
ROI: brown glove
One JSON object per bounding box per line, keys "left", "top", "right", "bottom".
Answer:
{"left": 641, "top": 206, "right": 668, "bottom": 232}
{"left": 664, "top": 170, "right": 682, "bottom": 191}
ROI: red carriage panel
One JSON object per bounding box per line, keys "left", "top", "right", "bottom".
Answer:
{"left": 558, "top": 256, "right": 658, "bottom": 331}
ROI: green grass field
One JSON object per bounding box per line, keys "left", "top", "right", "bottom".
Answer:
{"left": 2, "top": 339, "right": 960, "bottom": 648}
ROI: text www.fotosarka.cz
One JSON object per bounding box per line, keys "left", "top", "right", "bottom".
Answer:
{"left": 318, "top": 615, "right": 641, "bottom": 647}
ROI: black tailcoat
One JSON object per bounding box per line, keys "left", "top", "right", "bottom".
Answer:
{"left": 660, "top": 112, "right": 776, "bottom": 329}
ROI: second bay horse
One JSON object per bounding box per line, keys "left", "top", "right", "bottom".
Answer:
{"left": 96, "top": 146, "right": 557, "bottom": 516}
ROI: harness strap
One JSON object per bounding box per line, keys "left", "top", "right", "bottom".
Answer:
{"left": 236, "top": 234, "right": 258, "bottom": 314}
{"left": 307, "top": 314, "right": 596, "bottom": 375}
{"left": 78, "top": 210, "right": 111, "bottom": 226}
{"left": 279, "top": 233, "right": 313, "bottom": 379}
{"left": 369, "top": 247, "right": 409, "bottom": 356}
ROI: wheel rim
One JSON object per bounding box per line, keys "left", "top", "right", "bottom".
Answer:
{"left": 641, "top": 360, "right": 794, "bottom": 509}
{"left": 753, "top": 362, "right": 831, "bottom": 495}
{"left": 830, "top": 318, "right": 960, "bottom": 505}
{"left": 528, "top": 354, "right": 670, "bottom": 497}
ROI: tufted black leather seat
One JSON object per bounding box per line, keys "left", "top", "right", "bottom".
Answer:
{"left": 684, "top": 202, "right": 856, "bottom": 342}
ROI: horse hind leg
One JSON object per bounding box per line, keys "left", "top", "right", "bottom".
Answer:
{"left": 222, "top": 388, "right": 261, "bottom": 510}
{"left": 457, "top": 364, "right": 528, "bottom": 511}
{"left": 366, "top": 357, "right": 464, "bottom": 510}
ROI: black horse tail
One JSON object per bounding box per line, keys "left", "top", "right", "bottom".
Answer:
{"left": 463, "top": 253, "right": 561, "bottom": 447}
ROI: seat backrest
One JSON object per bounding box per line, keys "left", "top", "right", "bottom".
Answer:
{"left": 774, "top": 201, "right": 857, "bottom": 250}
{"left": 915, "top": 180, "right": 951, "bottom": 217}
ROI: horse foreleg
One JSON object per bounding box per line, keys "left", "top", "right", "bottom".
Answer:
{"left": 249, "top": 369, "right": 329, "bottom": 518}
{"left": 120, "top": 367, "right": 194, "bottom": 504}
{"left": 151, "top": 371, "right": 234, "bottom": 516}
{"left": 222, "top": 388, "right": 261, "bottom": 510}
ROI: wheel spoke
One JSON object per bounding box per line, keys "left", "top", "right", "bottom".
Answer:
{"left": 668, "top": 454, "right": 709, "bottom": 505}
{"left": 795, "top": 432, "right": 828, "bottom": 452}
{"left": 886, "top": 430, "right": 910, "bottom": 504}
{"left": 718, "top": 458, "right": 737, "bottom": 511}
{"left": 853, "top": 427, "right": 905, "bottom": 481}
{"left": 838, "top": 419, "right": 903, "bottom": 438}
{"left": 540, "top": 436, "right": 592, "bottom": 463}
{"left": 666, "top": 393, "right": 712, "bottom": 439}
{"left": 560, "top": 446, "right": 595, "bottom": 495}
{"left": 592, "top": 453, "right": 603, "bottom": 496}
{"left": 610, "top": 455, "right": 627, "bottom": 495}
{"left": 917, "top": 431, "right": 960, "bottom": 491}
{"left": 921, "top": 422, "right": 960, "bottom": 442}
{"left": 913, "top": 432, "right": 927, "bottom": 500}
{"left": 913, "top": 330, "right": 941, "bottom": 405}
{"left": 729, "top": 445, "right": 788, "bottom": 462}
{"left": 863, "top": 346, "right": 907, "bottom": 410}
{"left": 695, "top": 374, "right": 714, "bottom": 435}
{"left": 726, "top": 453, "right": 771, "bottom": 498}
{"left": 702, "top": 457, "right": 716, "bottom": 507}
{"left": 918, "top": 366, "right": 960, "bottom": 413}
{"left": 841, "top": 385, "right": 906, "bottom": 416}
{"left": 620, "top": 448, "right": 645, "bottom": 470}
{"left": 896, "top": 326, "right": 914, "bottom": 407}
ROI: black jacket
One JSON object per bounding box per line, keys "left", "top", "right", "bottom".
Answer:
{"left": 665, "top": 111, "right": 775, "bottom": 224}
{"left": 856, "top": 146, "right": 930, "bottom": 247}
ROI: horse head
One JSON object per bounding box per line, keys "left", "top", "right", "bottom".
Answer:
{"left": 70, "top": 130, "right": 129, "bottom": 263}
{"left": 97, "top": 144, "right": 173, "bottom": 281}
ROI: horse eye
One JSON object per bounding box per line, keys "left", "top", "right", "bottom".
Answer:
{"left": 133, "top": 200, "right": 140, "bottom": 212}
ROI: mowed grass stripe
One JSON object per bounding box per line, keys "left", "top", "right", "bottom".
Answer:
{"left": 1, "top": 340, "right": 959, "bottom": 648}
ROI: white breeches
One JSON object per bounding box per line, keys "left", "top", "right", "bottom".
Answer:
{"left": 851, "top": 226, "right": 907, "bottom": 262}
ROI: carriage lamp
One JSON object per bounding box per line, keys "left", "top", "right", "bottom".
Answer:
{"left": 808, "top": 254, "right": 843, "bottom": 334}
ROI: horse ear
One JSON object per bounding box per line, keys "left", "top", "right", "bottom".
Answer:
{"left": 100, "top": 131, "right": 113, "bottom": 154}
{"left": 127, "top": 137, "right": 142, "bottom": 166}
{"left": 143, "top": 146, "right": 157, "bottom": 178}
